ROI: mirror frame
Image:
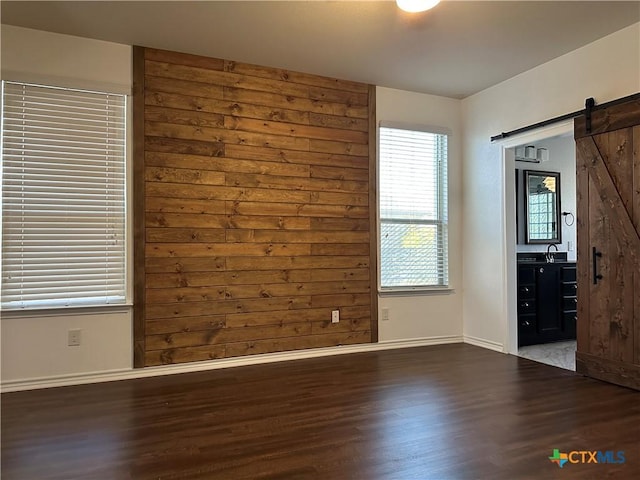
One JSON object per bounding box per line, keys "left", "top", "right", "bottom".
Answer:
{"left": 523, "top": 170, "right": 561, "bottom": 245}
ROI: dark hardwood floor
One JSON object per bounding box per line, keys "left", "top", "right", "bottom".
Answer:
{"left": 2, "top": 344, "right": 638, "bottom": 479}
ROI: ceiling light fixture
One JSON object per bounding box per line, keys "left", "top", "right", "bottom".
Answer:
{"left": 396, "top": 0, "right": 440, "bottom": 13}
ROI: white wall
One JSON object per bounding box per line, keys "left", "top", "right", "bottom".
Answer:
{"left": 376, "top": 87, "right": 463, "bottom": 342}
{"left": 1, "top": 309, "right": 132, "bottom": 380}
{"left": 1, "top": 25, "right": 133, "bottom": 381}
{"left": 1, "top": 25, "right": 131, "bottom": 94}
{"left": 461, "top": 22, "right": 640, "bottom": 350}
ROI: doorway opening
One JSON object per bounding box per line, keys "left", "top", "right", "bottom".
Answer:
{"left": 501, "top": 121, "right": 577, "bottom": 371}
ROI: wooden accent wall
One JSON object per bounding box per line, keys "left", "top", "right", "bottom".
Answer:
{"left": 133, "top": 47, "right": 377, "bottom": 367}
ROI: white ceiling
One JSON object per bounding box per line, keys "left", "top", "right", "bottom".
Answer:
{"left": 2, "top": 1, "right": 639, "bottom": 98}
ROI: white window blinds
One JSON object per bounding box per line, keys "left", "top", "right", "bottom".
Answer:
{"left": 379, "top": 126, "right": 448, "bottom": 288}
{"left": 1, "top": 81, "right": 127, "bottom": 310}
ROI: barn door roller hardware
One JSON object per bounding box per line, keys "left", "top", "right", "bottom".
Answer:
{"left": 585, "top": 97, "right": 595, "bottom": 134}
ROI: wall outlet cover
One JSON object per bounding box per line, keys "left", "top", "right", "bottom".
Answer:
{"left": 68, "top": 329, "right": 81, "bottom": 346}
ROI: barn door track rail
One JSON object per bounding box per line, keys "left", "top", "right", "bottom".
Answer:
{"left": 490, "top": 92, "right": 640, "bottom": 142}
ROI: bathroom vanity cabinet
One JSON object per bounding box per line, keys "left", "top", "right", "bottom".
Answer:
{"left": 517, "top": 258, "right": 577, "bottom": 347}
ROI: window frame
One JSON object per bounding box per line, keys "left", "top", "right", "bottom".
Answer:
{"left": 377, "top": 121, "right": 451, "bottom": 294}
{"left": 0, "top": 80, "right": 130, "bottom": 312}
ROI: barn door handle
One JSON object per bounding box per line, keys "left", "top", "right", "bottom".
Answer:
{"left": 592, "top": 247, "right": 603, "bottom": 284}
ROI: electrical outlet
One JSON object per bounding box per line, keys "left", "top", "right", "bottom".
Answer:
{"left": 68, "top": 329, "right": 81, "bottom": 346}
{"left": 568, "top": 240, "right": 574, "bottom": 252}
{"left": 331, "top": 310, "right": 340, "bottom": 323}
{"left": 382, "top": 308, "right": 390, "bottom": 321}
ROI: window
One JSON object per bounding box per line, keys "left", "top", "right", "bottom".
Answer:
{"left": 528, "top": 190, "right": 556, "bottom": 239}
{"left": 379, "top": 125, "right": 448, "bottom": 289}
{"left": 1, "top": 81, "right": 127, "bottom": 310}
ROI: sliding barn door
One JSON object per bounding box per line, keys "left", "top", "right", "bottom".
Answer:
{"left": 574, "top": 95, "right": 640, "bottom": 390}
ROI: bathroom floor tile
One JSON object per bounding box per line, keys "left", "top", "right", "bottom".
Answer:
{"left": 517, "top": 340, "right": 576, "bottom": 371}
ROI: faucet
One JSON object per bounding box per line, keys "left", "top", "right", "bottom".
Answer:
{"left": 546, "top": 243, "right": 559, "bottom": 263}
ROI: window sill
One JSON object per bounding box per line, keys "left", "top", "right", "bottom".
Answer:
{"left": 378, "top": 288, "right": 455, "bottom": 297}
{"left": 1, "top": 304, "right": 133, "bottom": 319}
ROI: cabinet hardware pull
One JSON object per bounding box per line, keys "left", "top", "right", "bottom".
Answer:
{"left": 574, "top": 298, "right": 578, "bottom": 304}
{"left": 522, "top": 302, "right": 529, "bottom": 308}
{"left": 539, "top": 267, "right": 544, "bottom": 273}
{"left": 523, "top": 287, "right": 529, "bottom": 292}
{"left": 522, "top": 320, "right": 530, "bottom": 326}
{"left": 592, "top": 246, "right": 603, "bottom": 284}
{"left": 574, "top": 284, "right": 577, "bottom": 290}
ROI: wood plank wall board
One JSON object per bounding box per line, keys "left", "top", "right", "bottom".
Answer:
{"left": 367, "top": 85, "right": 379, "bottom": 342}
{"left": 634, "top": 126, "right": 640, "bottom": 367}
{"left": 134, "top": 47, "right": 376, "bottom": 366}
{"left": 132, "top": 46, "right": 147, "bottom": 368}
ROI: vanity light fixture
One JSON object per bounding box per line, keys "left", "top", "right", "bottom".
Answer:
{"left": 396, "top": 0, "right": 440, "bottom": 13}
{"left": 536, "top": 148, "right": 549, "bottom": 162}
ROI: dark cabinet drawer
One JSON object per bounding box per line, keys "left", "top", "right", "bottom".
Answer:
{"left": 518, "top": 284, "right": 535, "bottom": 299}
{"left": 562, "top": 282, "right": 577, "bottom": 296}
{"left": 519, "top": 315, "right": 536, "bottom": 329}
{"left": 561, "top": 267, "right": 577, "bottom": 282}
{"left": 563, "top": 296, "right": 578, "bottom": 311}
{"left": 518, "top": 300, "right": 536, "bottom": 314}
{"left": 518, "top": 314, "right": 537, "bottom": 345}
{"left": 563, "top": 312, "right": 577, "bottom": 337}
{"left": 518, "top": 267, "right": 535, "bottom": 284}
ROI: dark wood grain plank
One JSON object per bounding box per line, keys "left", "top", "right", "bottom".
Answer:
{"left": 225, "top": 144, "right": 368, "bottom": 169}
{"left": 146, "top": 315, "right": 226, "bottom": 335}
{"left": 145, "top": 90, "right": 311, "bottom": 125}
{"left": 145, "top": 74, "right": 224, "bottom": 100}
{"left": 223, "top": 59, "right": 369, "bottom": 94}
{"left": 146, "top": 228, "right": 226, "bottom": 243}
{"left": 145, "top": 181, "right": 312, "bottom": 203}
{"left": 225, "top": 255, "right": 370, "bottom": 271}
{"left": 145, "top": 120, "right": 311, "bottom": 151}
{"left": 145, "top": 242, "right": 311, "bottom": 258}
{"left": 146, "top": 151, "right": 311, "bottom": 178}
{"left": 223, "top": 86, "right": 368, "bottom": 118}
{"left": 574, "top": 96, "right": 640, "bottom": 138}
{"left": 132, "top": 45, "right": 147, "bottom": 368}
{"left": 3, "top": 345, "right": 639, "bottom": 479}
{"left": 576, "top": 137, "right": 640, "bottom": 268}
{"left": 145, "top": 47, "right": 225, "bottom": 71}
{"left": 224, "top": 116, "right": 368, "bottom": 144}
{"left": 224, "top": 171, "right": 368, "bottom": 194}
{"left": 576, "top": 350, "right": 640, "bottom": 390}
{"left": 368, "top": 84, "right": 379, "bottom": 344}
{"left": 146, "top": 60, "right": 311, "bottom": 99}
{"left": 226, "top": 201, "right": 369, "bottom": 218}
{"left": 146, "top": 322, "right": 312, "bottom": 351}
{"left": 634, "top": 126, "right": 640, "bottom": 366}
{"left": 224, "top": 280, "right": 371, "bottom": 300}
{"left": 575, "top": 136, "right": 590, "bottom": 356}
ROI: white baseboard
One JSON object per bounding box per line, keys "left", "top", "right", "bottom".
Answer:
{"left": 463, "top": 335, "right": 504, "bottom": 352}
{"left": 1, "top": 335, "right": 463, "bottom": 392}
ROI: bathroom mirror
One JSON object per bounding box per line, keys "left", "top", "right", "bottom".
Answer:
{"left": 523, "top": 170, "right": 561, "bottom": 244}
